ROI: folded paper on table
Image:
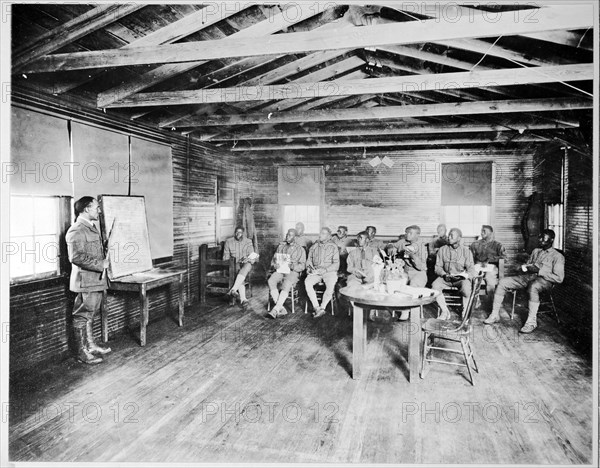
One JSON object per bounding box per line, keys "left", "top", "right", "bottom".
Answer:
{"left": 247, "top": 252, "right": 259, "bottom": 260}
{"left": 394, "top": 285, "right": 438, "bottom": 299}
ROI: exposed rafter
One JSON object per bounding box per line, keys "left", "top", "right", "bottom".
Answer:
{"left": 175, "top": 97, "right": 593, "bottom": 127}
{"left": 104, "top": 64, "right": 593, "bottom": 108}
{"left": 13, "top": 4, "right": 144, "bottom": 70}
{"left": 204, "top": 121, "right": 579, "bottom": 142}
{"left": 20, "top": 4, "right": 593, "bottom": 73}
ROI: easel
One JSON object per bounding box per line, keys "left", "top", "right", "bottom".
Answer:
{"left": 99, "top": 195, "right": 185, "bottom": 346}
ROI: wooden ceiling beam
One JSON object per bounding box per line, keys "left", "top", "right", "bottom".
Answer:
{"left": 104, "top": 64, "right": 593, "bottom": 108}
{"left": 229, "top": 134, "right": 550, "bottom": 151}
{"left": 175, "top": 97, "right": 593, "bottom": 127}
{"left": 95, "top": 4, "right": 323, "bottom": 108}
{"left": 52, "top": 4, "right": 247, "bottom": 95}
{"left": 13, "top": 4, "right": 144, "bottom": 70}
{"left": 380, "top": 3, "right": 592, "bottom": 52}
{"left": 206, "top": 121, "right": 578, "bottom": 142}
{"left": 21, "top": 4, "right": 593, "bottom": 73}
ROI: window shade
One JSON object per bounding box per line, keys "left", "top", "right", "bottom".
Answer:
{"left": 278, "top": 166, "right": 324, "bottom": 205}
{"left": 71, "top": 122, "right": 130, "bottom": 198}
{"left": 130, "top": 137, "right": 173, "bottom": 259}
{"left": 441, "top": 162, "right": 492, "bottom": 206}
{"left": 10, "top": 107, "right": 72, "bottom": 195}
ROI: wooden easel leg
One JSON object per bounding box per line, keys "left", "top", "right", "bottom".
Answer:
{"left": 140, "top": 284, "right": 148, "bottom": 347}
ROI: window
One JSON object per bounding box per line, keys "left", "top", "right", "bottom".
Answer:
{"left": 442, "top": 205, "right": 491, "bottom": 237}
{"left": 9, "top": 195, "right": 62, "bottom": 282}
{"left": 441, "top": 162, "right": 493, "bottom": 236}
{"left": 282, "top": 205, "right": 320, "bottom": 235}
{"left": 545, "top": 203, "right": 564, "bottom": 250}
{"left": 217, "top": 186, "right": 235, "bottom": 241}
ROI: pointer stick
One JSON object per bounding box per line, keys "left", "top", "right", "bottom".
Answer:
{"left": 100, "top": 217, "right": 117, "bottom": 280}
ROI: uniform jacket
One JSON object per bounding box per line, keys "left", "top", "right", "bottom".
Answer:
{"left": 66, "top": 219, "right": 108, "bottom": 293}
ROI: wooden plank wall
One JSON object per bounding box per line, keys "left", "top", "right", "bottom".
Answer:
{"left": 238, "top": 148, "right": 534, "bottom": 277}
{"left": 533, "top": 140, "right": 593, "bottom": 353}
{"left": 9, "top": 88, "right": 237, "bottom": 372}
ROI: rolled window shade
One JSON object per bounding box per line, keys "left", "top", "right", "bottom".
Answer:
{"left": 278, "top": 166, "right": 324, "bottom": 205}
{"left": 71, "top": 122, "right": 129, "bottom": 199}
{"left": 10, "top": 106, "right": 72, "bottom": 195}
{"left": 130, "top": 137, "right": 173, "bottom": 259}
{"left": 441, "top": 162, "right": 492, "bottom": 206}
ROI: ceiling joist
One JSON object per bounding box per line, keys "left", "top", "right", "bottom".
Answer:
{"left": 105, "top": 63, "right": 593, "bottom": 108}
{"left": 20, "top": 4, "right": 593, "bottom": 73}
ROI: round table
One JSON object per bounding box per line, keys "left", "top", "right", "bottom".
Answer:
{"left": 339, "top": 284, "right": 439, "bottom": 381}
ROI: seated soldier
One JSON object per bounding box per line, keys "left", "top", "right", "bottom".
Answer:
{"left": 267, "top": 229, "right": 306, "bottom": 319}
{"left": 469, "top": 224, "right": 506, "bottom": 297}
{"left": 484, "top": 229, "right": 564, "bottom": 333}
{"left": 432, "top": 228, "right": 477, "bottom": 320}
{"left": 294, "top": 222, "right": 310, "bottom": 252}
{"left": 305, "top": 227, "right": 340, "bottom": 318}
{"left": 224, "top": 226, "right": 257, "bottom": 311}
{"left": 387, "top": 225, "right": 428, "bottom": 320}
{"left": 332, "top": 225, "right": 351, "bottom": 273}
{"left": 427, "top": 223, "right": 449, "bottom": 286}
{"left": 346, "top": 231, "right": 378, "bottom": 286}
{"left": 365, "top": 225, "right": 385, "bottom": 250}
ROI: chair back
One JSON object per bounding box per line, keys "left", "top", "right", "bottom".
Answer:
{"left": 457, "top": 273, "right": 485, "bottom": 331}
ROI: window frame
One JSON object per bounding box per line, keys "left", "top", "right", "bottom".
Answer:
{"left": 440, "top": 160, "right": 496, "bottom": 235}
{"left": 281, "top": 204, "right": 322, "bottom": 237}
{"left": 9, "top": 195, "right": 72, "bottom": 285}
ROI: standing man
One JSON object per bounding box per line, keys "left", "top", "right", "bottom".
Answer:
{"left": 305, "top": 227, "right": 340, "bottom": 318}
{"left": 347, "top": 231, "right": 378, "bottom": 286}
{"left": 365, "top": 225, "right": 384, "bottom": 250}
{"left": 432, "top": 228, "right": 477, "bottom": 320}
{"left": 388, "top": 225, "right": 428, "bottom": 320}
{"left": 484, "top": 229, "right": 564, "bottom": 333}
{"left": 332, "top": 225, "right": 351, "bottom": 273}
{"left": 470, "top": 225, "right": 506, "bottom": 296}
{"left": 66, "top": 196, "right": 111, "bottom": 365}
{"left": 224, "top": 226, "right": 257, "bottom": 311}
{"left": 267, "top": 229, "right": 306, "bottom": 318}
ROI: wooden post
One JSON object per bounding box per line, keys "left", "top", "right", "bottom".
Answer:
{"left": 199, "top": 244, "right": 207, "bottom": 304}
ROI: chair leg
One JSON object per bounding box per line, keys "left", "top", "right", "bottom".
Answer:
{"left": 460, "top": 338, "right": 475, "bottom": 386}
{"left": 466, "top": 338, "right": 478, "bottom": 373}
{"left": 511, "top": 290, "right": 517, "bottom": 320}
{"left": 550, "top": 293, "right": 559, "bottom": 324}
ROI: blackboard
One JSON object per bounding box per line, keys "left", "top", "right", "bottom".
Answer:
{"left": 98, "top": 195, "right": 153, "bottom": 279}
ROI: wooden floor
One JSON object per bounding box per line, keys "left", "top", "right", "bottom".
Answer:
{"left": 9, "top": 287, "right": 593, "bottom": 464}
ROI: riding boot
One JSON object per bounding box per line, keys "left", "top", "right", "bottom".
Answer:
{"left": 74, "top": 325, "right": 102, "bottom": 364}
{"left": 86, "top": 320, "right": 111, "bottom": 355}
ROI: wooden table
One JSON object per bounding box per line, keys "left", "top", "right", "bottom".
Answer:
{"left": 339, "top": 284, "right": 439, "bottom": 382}
{"left": 104, "top": 268, "right": 185, "bottom": 346}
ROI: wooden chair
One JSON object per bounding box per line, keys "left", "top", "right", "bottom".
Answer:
{"left": 199, "top": 243, "right": 252, "bottom": 304}
{"left": 267, "top": 283, "right": 300, "bottom": 314}
{"left": 421, "top": 274, "right": 484, "bottom": 386}
{"left": 509, "top": 249, "right": 563, "bottom": 323}
{"left": 475, "top": 258, "right": 505, "bottom": 307}
{"left": 304, "top": 278, "right": 338, "bottom": 315}
{"left": 510, "top": 284, "right": 559, "bottom": 323}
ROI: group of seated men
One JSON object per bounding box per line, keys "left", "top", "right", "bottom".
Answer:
{"left": 223, "top": 221, "right": 564, "bottom": 334}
